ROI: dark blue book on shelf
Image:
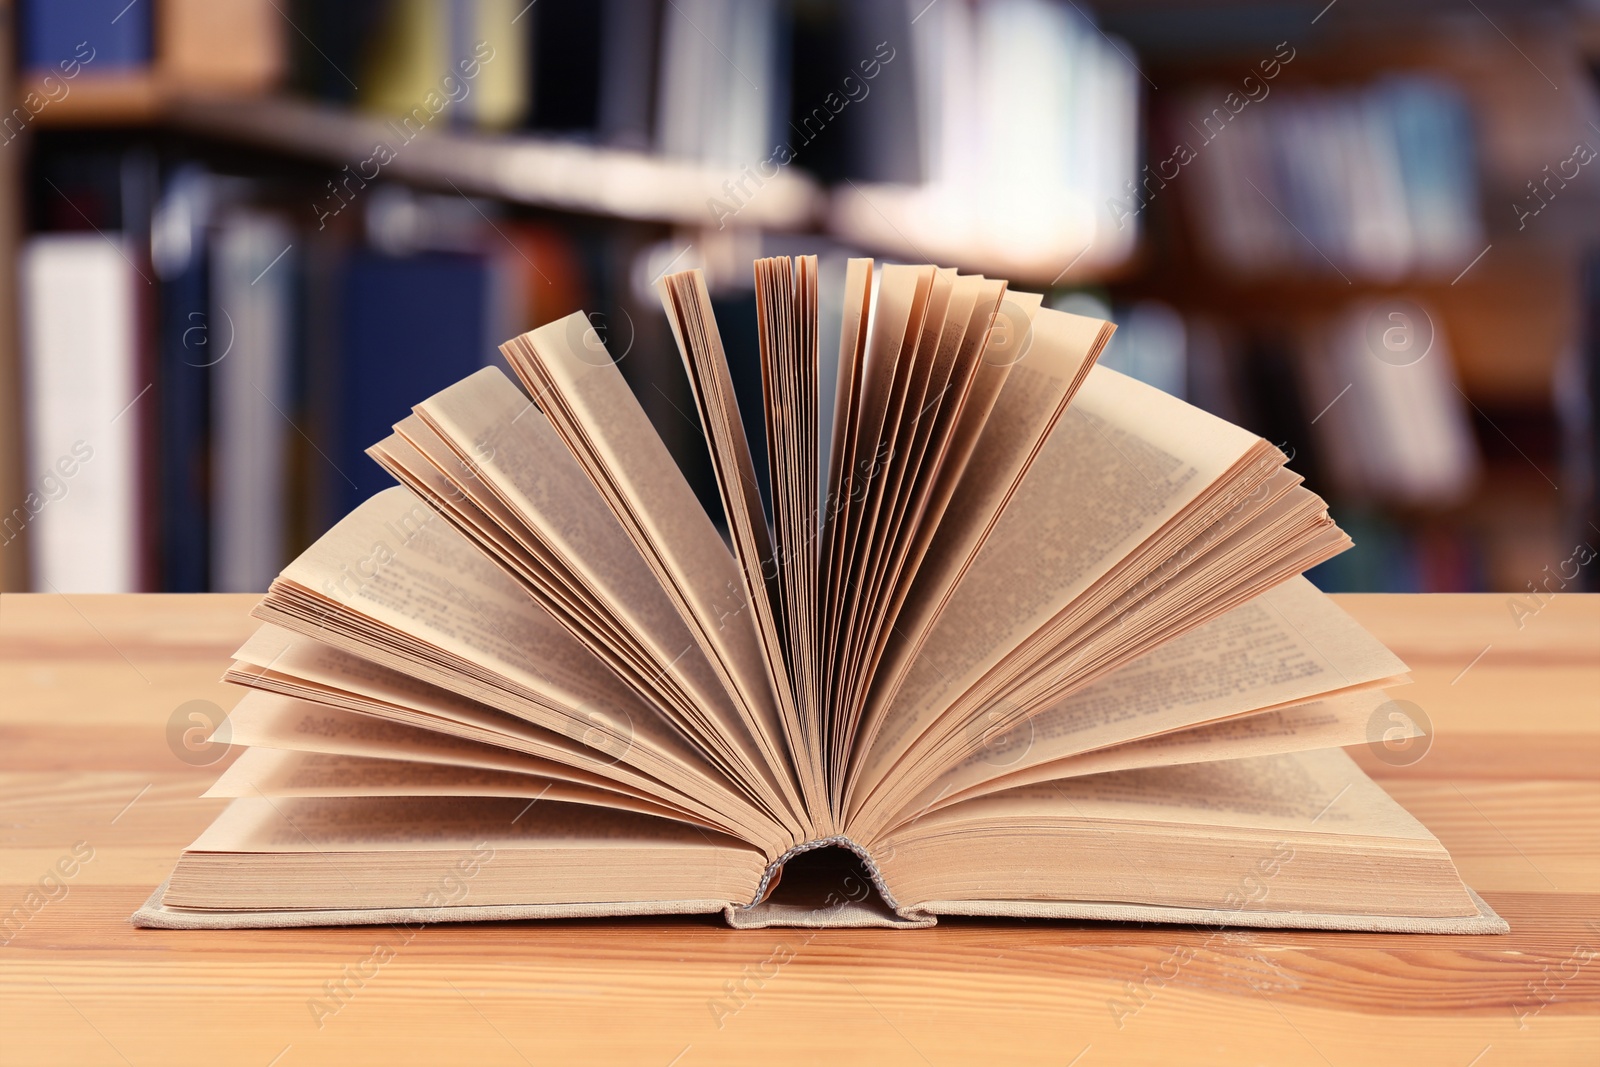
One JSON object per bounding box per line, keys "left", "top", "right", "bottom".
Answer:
{"left": 21, "top": 0, "right": 152, "bottom": 71}
{"left": 286, "top": 0, "right": 390, "bottom": 104}
{"left": 152, "top": 169, "right": 214, "bottom": 592}
{"left": 336, "top": 251, "right": 494, "bottom": 515}
{"left": 155, "top": 252, "right": 212, "bottom": 591}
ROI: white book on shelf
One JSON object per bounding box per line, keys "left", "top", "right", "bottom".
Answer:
{"left": 1344, "top": 93, "right": 1416, "bottom": 280}
{"left": 210, "top": 212, "right": 295, "bottom": 593}
{"left": 1088, "top": 27, "right": 1142, "bottom": 263}
{"left": 873, "top": 0, "right": 1137, "bottom": 272}
{"left": 1344, "top": 307, "right": 1479, "bottom": 504}
{"left": 656, "top": 0, "right": 776, "bottom": 166}
{"left": 18, "top": 234, "right": 143, "bottom": 593}
{"left": 1306, "top": 303, "right": 1480, "bottom": 506}
{"left": 909, "top": 0, "right": 977, "bottom": 189}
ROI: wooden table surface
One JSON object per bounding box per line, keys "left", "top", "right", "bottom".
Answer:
{"left": 1, "top": 592, "right": 1596, "bottom": 1066}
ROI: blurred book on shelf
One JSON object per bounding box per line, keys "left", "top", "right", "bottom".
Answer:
{"left": 833, "top": 0, "right": 1140, "bottom": 281}
{"left": 335, "top": 248, "right": 502, "bottom": 514}
{"left": 19, "top": 0, "right": 151, "bottom": 73}
{"left": 159, "top": 0, "right": 286, "bottom": 94}
{"left": 149, "top": 163, "right": 213, "bottom": 592}
{"left": 655, "top": 0, "right": 784, "bottom": 166}
{"left": 16, "top": 142, "right": 156, "bottom": 593}
{"left": 1173, "top": 75, "right": 1484, "bottom": 282}
{"left": 19, "top": 0, "right": 285, "bottom": 100}
{"left": 527, "top": 0, "right": 601, "bottom": 134}
{"left": 596, "top": 0, "right": 662, "bottom": 150}
{"left": 18, "top": 233, "right": 143, "bottom": 592}
{"left": 1298, "top": 302, "right": 1480, "bottom": 508}
{"left": 209, "top": 210, "right": 297, "bottom": 593}
{"left": 361, "top": 0, "right": 526, "bottom": 129}
{"left": 284, "top": 0, "right": 389, "bottom": 105}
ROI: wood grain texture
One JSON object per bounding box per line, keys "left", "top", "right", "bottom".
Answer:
{"left": 1, "top": 591, "right": 1596, "bottom": 1066}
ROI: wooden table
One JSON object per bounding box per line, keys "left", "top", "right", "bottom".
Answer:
{"left": 1, "top": 592, "right": 1596, "bottom": 1066}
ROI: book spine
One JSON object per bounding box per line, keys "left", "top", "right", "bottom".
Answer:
{"left": 337, "top": 251, "right": 495, "bottom": 515}
{"left": 20, "top": 0, "right": 151, "bottom": 72}
{"left": 18, "top": 234, "right": 142, "bottom": 591}
{"left": 152, "top": 168, "right": 213, "bottom": 592}
{"left": 158, "top": 0, "right": 286, "bottom": 93}
{"left": 210, "top": 213, "right": 297, "bottom": 592}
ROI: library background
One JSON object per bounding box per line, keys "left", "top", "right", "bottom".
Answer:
{"left": 1, "top": 0, "right": 1596, "bottom": 596}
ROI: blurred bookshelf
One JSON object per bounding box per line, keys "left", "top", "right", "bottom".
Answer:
{"left": 1, "top": 0, "right": 1596, "bottom": 595}
{"left": 1090, "top": 1, "right": 1600, "bottom": 594}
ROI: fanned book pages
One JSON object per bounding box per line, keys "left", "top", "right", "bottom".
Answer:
{"left": 136, "top": 258, "right": 1506, "bottom": 934}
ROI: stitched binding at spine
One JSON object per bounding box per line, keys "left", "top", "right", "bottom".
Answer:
{"left": 742, "top": 835, "right": 902, "bottom": 910}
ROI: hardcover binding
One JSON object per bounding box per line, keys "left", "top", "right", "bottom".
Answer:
{"left": 130, "top": 881, "right": 734, "bottom": 930}
{"left": 918, "top": 885, "right": 1509, "bottom": 934}
{"left": 725, "top": 839, "right": 1509, "bottom": 933}
{"left": 131, "top": 836, "right": 1508, "bottom": 933}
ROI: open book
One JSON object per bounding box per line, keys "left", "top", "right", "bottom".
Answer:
{"left": 135, "top": 259, "right": 1504, "bottom": 933}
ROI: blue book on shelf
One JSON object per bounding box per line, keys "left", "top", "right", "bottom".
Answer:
{"left": 1379, "top": 76, "right": 1482, "bottom": 264}
{"left": 336, "top": 251, "right": 494, "bottom": 514}
{"left": 152, "top": 169, "right": 215, "bottom": 592}
{"left": 21, "top": 0, "right": 153, "bottom": 72}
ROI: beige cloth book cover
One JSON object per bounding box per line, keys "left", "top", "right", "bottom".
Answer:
{"left": 135, "top": 257, "right": 1505, "bottom": 935}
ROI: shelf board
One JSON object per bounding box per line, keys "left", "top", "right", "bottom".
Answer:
{"left": 165, "top": 96, "right": 826, "bottom": 231}
{"left": 23, "top": 83, "right": 826, "bottom": 230}
{"left": 17, "top": 70, "right": 169, "bottom": 126}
